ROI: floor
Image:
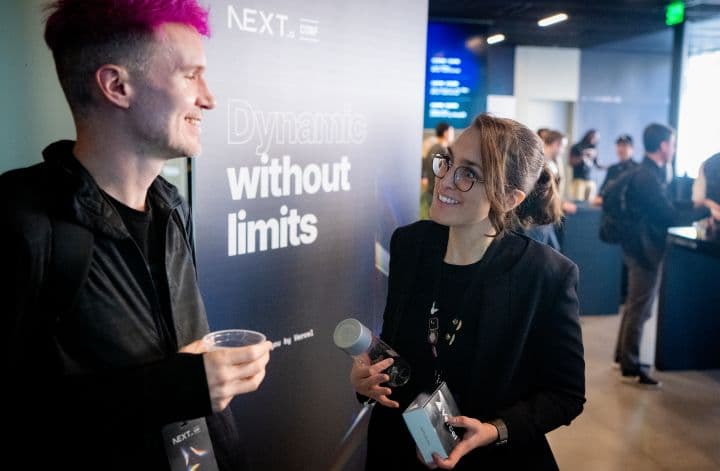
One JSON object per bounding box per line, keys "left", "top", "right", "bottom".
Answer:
{"left": 547, "top": 315, "right": 720, "bottom": 470}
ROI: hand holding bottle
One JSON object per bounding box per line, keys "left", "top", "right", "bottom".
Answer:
{"left": 350, "top": 355, "right": 400, "bottom": 408}
{"left": 334, "top": 318, "right": 410, "bottom": 408}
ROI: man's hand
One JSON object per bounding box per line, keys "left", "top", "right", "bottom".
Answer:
{"left": 181, "top": 339, "right": 273, "bottom": 412}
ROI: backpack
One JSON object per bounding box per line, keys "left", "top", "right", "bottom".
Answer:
{"left": 599, "top": 168, "right": 640, "bottom": 244}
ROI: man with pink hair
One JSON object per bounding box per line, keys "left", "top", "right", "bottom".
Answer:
{"left": 1, "top": 1, "right": 271, "bottom": 469}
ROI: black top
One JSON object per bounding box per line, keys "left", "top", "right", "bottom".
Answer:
{"left": 705, "top": 153, "right": 720, "bottom": 204}
{"left": 105, "top": 192, "right": 177, "bottom": 350}
{"left": 622, "top": 157, "right": 676, "bottom": 268}
{"left": 600, "top": 159, "right": 638, "bottom": 195}
{"left": 436, "top": 261, "right": 484, "bottom": 400}
{"left": 1, "top": 141, "right": 243, "bottom": 470}
{"left": 391, "top": 258, "right": 485, "bottom": 409}
{"left": 570, "top": 143, "right": 594, "bottom": 179}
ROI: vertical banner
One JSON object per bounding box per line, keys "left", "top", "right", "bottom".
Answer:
{"left": 193, "top": 1, "right": 428, "bottom": 469}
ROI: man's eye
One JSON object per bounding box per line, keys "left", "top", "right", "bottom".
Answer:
{"left": 186, "top": 74, "right": 198, "bottom": 80}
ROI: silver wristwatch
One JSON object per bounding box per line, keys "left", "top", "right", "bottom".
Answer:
{"left": 489, "top": 418, "right": 508, "bottom": 446}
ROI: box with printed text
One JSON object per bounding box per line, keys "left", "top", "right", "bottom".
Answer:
{"left": 402, "top": 382, "right": 461, "bottom": 464}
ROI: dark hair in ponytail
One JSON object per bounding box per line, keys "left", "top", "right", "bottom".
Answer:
{"left": 468, "top": 114, "right": 563, "bottom": 235}
{"left": 515, "top": 163, "right": 563, "bottom": 226}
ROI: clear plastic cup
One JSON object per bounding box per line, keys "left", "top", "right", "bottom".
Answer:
{"left": 203, "top": 329, "right": 267, "bottom": 350}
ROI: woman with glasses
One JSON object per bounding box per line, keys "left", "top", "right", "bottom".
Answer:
{"left": 351, "top": 114, "right": 585, "bottom": 470}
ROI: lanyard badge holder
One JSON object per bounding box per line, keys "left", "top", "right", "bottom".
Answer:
{"left": 162, "top": 418, "right": 219, "bottom": 471}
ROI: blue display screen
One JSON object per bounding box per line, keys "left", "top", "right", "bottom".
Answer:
{"left": 423, "top": 22, "right": 487, "bottom": 129}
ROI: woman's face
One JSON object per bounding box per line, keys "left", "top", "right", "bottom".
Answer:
{"left": 430, "top": 126, "right": 492, "bottom": 229}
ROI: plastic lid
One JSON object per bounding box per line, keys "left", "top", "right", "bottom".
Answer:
{"left": 333, "top": 318, "right": 372, "bottom": 356}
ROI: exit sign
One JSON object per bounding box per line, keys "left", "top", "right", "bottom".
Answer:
{"left": 666, "top": 1, "right": 685, "bottom": 26}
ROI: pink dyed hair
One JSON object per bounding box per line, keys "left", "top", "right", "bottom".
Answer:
{"left": 43, "top": 0, "right": 210, "bottom": 116}
{"left": 45, "top": 0, "right": 210, "bottom": 52}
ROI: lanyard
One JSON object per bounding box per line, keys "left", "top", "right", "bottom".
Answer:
{"left": 427, "top": 263, "right": 470, "bottom": 386}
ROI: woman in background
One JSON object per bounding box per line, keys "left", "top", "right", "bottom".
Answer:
{"left": 569, "top": 129, "right": 601, "bottom": 201}
{"left": 350, "top": 114, "right": 585, "bottom": 470}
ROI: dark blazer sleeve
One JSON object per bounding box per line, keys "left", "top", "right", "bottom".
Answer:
{"left": 379, "top": 224, "right": 423, "bottom": 346}
{"left": 497, "top": 262, "right": 586, "bottom": 445}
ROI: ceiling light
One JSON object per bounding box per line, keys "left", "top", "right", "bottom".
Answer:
{"left": 538, "top": 13, "right": 568, "bottom": 27}
{"left": 487, "top": 34, "right": 505, "bottom": 45}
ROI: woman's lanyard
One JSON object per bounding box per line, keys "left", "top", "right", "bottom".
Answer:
{"left": 427, "top": 262, "right": 471, "bottom": 387}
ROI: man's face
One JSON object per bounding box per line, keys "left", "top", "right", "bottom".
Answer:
{"left": 616, "top": 142, "right": 633, "bottom": 161}
{"left": 660, "top": 135, "right": 677, "bottom": 165}
{"left": 129, "top": 23, "right": 215, "bottom": 159}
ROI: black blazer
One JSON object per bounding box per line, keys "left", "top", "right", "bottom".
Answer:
{"left": 367, "top": 221, "right": 585, "bottom": 470}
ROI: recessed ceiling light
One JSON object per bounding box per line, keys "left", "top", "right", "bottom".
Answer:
{"left": 487, "top": 34, "right": 505, "bottom": 45}
{"left": 538, "top": 13, "right": 568, "bottom": 27}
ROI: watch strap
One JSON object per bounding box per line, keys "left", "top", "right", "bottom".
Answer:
{"left": 488, "top": 418, "right": 508, "bottom": 446}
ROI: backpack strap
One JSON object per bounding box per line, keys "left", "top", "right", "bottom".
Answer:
{"left": 48, "top": 218, "right": 94, "bottom": 323}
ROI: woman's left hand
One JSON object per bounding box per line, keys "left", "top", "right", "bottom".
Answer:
{"left": 422, "top": 416, "right": 499, "bottom": 469}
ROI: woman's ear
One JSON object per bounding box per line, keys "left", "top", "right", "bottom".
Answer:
{"left": 95, "top": 64, "right": 133, "bottom": 109}
{"left": 506, "top": 189, "right": 526, "bottom": 211}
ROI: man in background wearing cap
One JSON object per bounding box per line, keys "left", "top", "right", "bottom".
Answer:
{"left": 594, "top": 134, "right": 638, "bottom": 366}
{"left": 596, "top": 134, "right": 638, "bottom": 202}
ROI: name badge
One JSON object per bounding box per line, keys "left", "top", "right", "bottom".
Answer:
{"left": 162, "top": 418, "right": 219, "bottom": 471}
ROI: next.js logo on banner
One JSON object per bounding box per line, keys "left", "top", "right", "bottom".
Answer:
{"left": 227, "top": 5, "right": 319, "bottom": 43}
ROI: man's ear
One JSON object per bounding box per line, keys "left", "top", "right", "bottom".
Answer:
{"left": 95, "top": 64, "right": 133, "bottom": 109}
{"left": 506, "top": 189, "right": 526, "bottom": 211}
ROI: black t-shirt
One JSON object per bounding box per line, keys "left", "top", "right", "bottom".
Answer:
{"left": 104, "top": 192, "right": 176, "bottom": 349}
{"left": 435, "top": 261, "right": 482, "bottom": 400}
{"left": 570, "top": 143, "right": 593, "bottom": 179}
{"left": 391, "top": 258, "right": 483, "bottom": 409}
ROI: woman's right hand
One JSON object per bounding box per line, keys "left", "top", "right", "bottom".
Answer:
{"left": 350, "top": 356, "right": 400, "bottom": 408}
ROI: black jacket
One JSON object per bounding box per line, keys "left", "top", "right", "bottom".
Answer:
{"left": 599, "top": 159, "right": 639, "bottom": 196}
{"left": 1, "top": 141, "right": 241, "bottom": 469}
{"left": 621, "top": 157, "right": 677, "bottom": 269}
{"left": 366, "top": 221, "right": 585, "bottom": 470}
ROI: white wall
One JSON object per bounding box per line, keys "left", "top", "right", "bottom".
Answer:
{"left": 0, "top": 0, "right": 74, "bottom": 173}
{"left": 513, "top": 46, "right": 580, "bottom": 139}
{"left": 514, "top": 46, "right": 581, "bottom": 102}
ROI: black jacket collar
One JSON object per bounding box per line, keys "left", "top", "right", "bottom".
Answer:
{"left": 42, "top": 140, "right": 184, "bottom": 239}
{"left": 421, "top": 222, "right": 530, "bottom": 279}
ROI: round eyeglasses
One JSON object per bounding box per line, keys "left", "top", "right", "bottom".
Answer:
{"left": 432, "top": 154, "right": 484, "bottom": 192}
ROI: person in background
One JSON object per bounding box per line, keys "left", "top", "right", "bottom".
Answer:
{"left": 596, "top": 134, "right": 638, "bottom": 204}
{"left": 593, "top": 134, "right": 639, "bottom": 364}
{"left": 1, "top": 1, "right": 272, "bottom": 468}
{"left": 569, "top": 129, "right": 602, "bottom": 201}
{"left": 351, "top": 114, "right": 585, "bottom": 470}
{"left": 692, "top": 152, "right": 720, "bottom": 211}
{"left": 615, "top": 124, "right": 677, "bottom": 387}
{"left": 422, "top": 122, "right": 455, "bottom": 218}
{"left": 525, "top": 129, "right": 576, "bottom": 250}
{"left": 692, "top": 152, "right": 720, "bottom": 236}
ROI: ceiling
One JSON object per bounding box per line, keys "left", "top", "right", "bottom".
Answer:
{"left": 428, "top": 1, "right": 720, "bottom": 49}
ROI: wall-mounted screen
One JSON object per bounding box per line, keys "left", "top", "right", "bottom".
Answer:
{"left": 423, "top": 21, "right": 487, "bottom": 130}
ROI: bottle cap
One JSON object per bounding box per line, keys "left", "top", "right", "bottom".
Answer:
{"left": 333, "top": 318, "right": 372, "bottom": 356}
